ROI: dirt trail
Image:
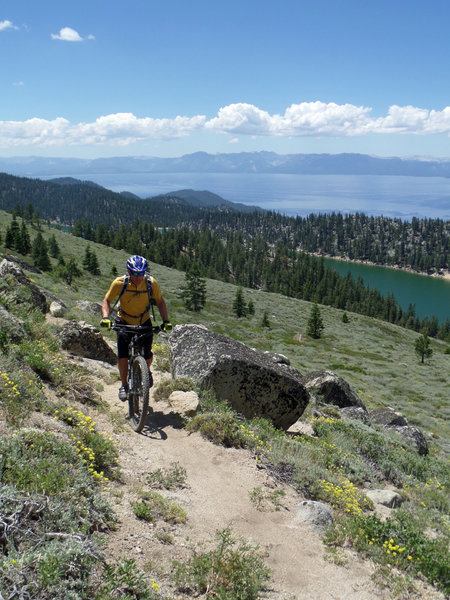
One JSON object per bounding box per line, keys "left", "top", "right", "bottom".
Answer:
{"left": 94, "top": 365, "right": 389, "bottom": 600}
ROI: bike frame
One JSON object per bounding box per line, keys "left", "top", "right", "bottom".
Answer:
{"left": 112, "top": 322, "right": 161, "bottom": 432}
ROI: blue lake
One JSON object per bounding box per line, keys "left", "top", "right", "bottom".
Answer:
{"left": 322, "top": 258, "right": 450, "bottom": 323}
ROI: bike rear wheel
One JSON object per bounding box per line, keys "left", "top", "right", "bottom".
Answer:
{"left": 128, "top": 355, "right": 150, "bottom": 432}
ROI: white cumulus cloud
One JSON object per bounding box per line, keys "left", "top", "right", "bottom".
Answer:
{"left": 372, "top": 105, "right": 450, "bottom": 135}
{"left": 206, "top": 102, "right": 373, "bottom": 137}
{"left": 0, "top": 103, "right": 449, "bottom": 149}
{"left": 205, "top": 102, "right": 450, "bottom": 138}
{"left": 0, "top": 113, "right": 206, "bottom": 147}
{"left": 51, "top": 27, "right": 86, "bottom": 42}
{"left": 0, "top": 19, "right": 18, "bottom": 31}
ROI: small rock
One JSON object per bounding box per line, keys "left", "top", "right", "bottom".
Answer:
{"left": 295, "top": 500, "right": 333, "bottom": 531}
{"left": 365, "top": 489, "right": 403, "bottom": 508}
{"left": 168, "top": 390, "right": 200, "bottom": 417}
{"left": 286, "top": 421, "right": 315, "bottom": 437}
{"left": 50, "top": 301, "right": 65, "bottom": 317}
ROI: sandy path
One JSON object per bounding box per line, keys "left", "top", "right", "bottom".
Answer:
{"left": 94, "top": 367, "right": 388, "bottom": 600}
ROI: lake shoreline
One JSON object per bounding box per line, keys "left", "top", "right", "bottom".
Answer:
{"left": 310, "top": 252, "right": 450, "bottom": 282}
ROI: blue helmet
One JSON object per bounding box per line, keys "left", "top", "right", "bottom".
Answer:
{"left": 126, "top": 255, "right": 148, "bottom": 274}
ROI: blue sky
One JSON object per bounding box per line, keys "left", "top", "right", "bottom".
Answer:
{"left": 1, "top": 0, "right": 449, "bottom": 159}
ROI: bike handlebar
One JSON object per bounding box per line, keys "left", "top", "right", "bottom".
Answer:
{"left": 112, "top": 322, "right": 163, "bottom": 335}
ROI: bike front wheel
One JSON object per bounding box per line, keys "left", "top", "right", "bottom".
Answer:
{"left": 128, "top": 355, "right": 150, "bottom": 432}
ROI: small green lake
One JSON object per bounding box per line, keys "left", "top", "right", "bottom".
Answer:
{"left": 322, "top": 258, "right": 450, "bottom": 324}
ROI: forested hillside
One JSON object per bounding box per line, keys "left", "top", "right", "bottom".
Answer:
{"left": 0, "top": 173, "right": 210, "bottom": 227}
{"left": 194, "top": 210, "right": 449, "bottom": 274}
{"left": 69, "top": 219, "right": 449, "bottom": 339}
{"left": 1, "top": 172, "right": 449, "bottom": 275}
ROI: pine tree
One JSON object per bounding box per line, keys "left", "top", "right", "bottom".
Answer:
{"left": 17, "top": 220, "right": 31, "bottom": 255}
{"left": 414, "top": 333, "right": 433, "bottom": 364}
{"left": 48, "top": 234, "right": 60, "bottom": 258}
{"left": 233, "top": 286, "right": 247, "bottom": 318}
{"left": 261, "top": 311, "right": 271, "bottom": 328}
{"left": 65, "top": 257, "right": 82, "bottom": 285}
{"left": 24, "top": 202, "right": 34, "bottom": 222}
{"left": 12, "top": 203, "right": 23, "bottom": 218}
{"left": 89, "top": 250, "right": 101, "bottom": 276}
{"left": 31, "top": 232, "right": 51, "bottom": 271}
{"left": 82, "top": 245, "right": 92, "bottom": 270}
{"left": 306, "top": 303, "right": 324, "bottom": 339}
{"left": 5, "top": 223, "right": 15, "bottom": 249}
{"left": 31, "top": 208, "right": 41, "bottom": 230}
{"left": 342, "top": 312, "right": 349, "bottom": 323}
{"left": 5, "top": 216, "right": 20, "bottom": 250}
{"left": 180, "top": 264, "right": 207, "bottom": 312}
{"left": 247, "top": 299, "right": 255, "bottom": 317}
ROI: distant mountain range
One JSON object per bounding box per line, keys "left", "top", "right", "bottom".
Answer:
{"left": 1, "top": 151, "right": 450, "bottom": 178}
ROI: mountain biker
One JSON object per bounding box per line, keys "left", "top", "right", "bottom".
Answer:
{"left": 100, "top": 255, "right": 172, "bottom": 401}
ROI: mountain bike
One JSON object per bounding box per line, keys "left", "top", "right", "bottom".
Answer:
{"left": 112, "top": 322, "right": 163, "bottom": 433}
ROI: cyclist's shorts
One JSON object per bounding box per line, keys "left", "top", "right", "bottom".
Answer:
{"left": 115, "top": 318, "right": 153, "bottom": 360}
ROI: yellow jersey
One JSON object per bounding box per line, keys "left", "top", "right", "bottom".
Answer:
{"left": 105, "top": 275, "right": 162, "bottom": 325}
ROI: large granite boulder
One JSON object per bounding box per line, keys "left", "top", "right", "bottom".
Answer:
{"left": 340, "top": 406, "right": 372, "bottom": 425}
{"left": 0, "top": 259, "right": 48, "bottom": 313}
{"left": 388, "top": 425, "right": 429, "bottom": 456}
{"left": 370, "top": 407, "right": 408, "bottom": 427}
{"left": 57, "top": 321, "right": 117, "bottom": 365}
{"left": 371, "top": 407, "right": 428, "bottom": 455}
{"left": 302, "top": 371, "right": 367, "bottom": 411}
{"left": 169, "top": 324, "right": 310, "bottom": 429}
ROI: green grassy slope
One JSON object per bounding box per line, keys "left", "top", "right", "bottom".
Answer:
{"left": 1, "top": 209, "right": 448, "bottom": 453}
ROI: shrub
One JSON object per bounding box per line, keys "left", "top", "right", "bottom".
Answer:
{"left": 152, "top": 340, "right": 171, "bottom": 372}
{"left": 133, "top": 492, "right": 187, "bottom": 525}
{"left": 173, "top": 527, "right": 270, "bottom": 600}
{"left": 152, "top": 377, "right": 195, "bottom": 402}
{"left": 0, "top": 328, "right": 9, "bottom": 354}
{"left": 146, "top": 462, "right": 187, "bottom": 490}
{"left": 17, "top": 338, "right": 54, "bottom": 380}
{"left": 324, "top": 510, "right": 450, "bottom": 594}
{"left": 0, "top": 429, "right": 80, "bottom": 495}
{"left": 54, "top": 406, "right": 120, "bottom": 485}
{"left": 1, "top": 536, "right": 98, "bottom": 600}
{"left": 186, "top": 412, "right": 247, "bottom": 447}
{"left": 0, "top": 360, "right": 46, "bottom": 426}
{"left": 93, "top": 559, "right": 162, "bottom": 600}
{"left": 249, "top": 486, "right": 286, "bottom": 511}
